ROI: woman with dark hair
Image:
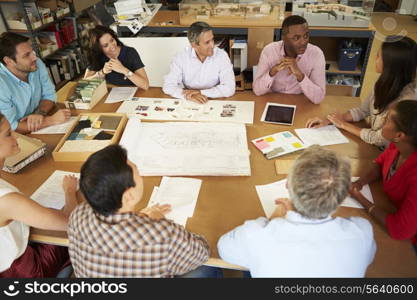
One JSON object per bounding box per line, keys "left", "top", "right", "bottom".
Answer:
{"left": 349, "top": 100, "right": 417, "bottom": 252}
{"left": 0, "top": 113, "right": 78, "bottom": 277}
{"left": 306, "top": 35, "right": 417, "bottom": 149}
{"left": 84, "top": 25, "right": 149, "bottom": 89}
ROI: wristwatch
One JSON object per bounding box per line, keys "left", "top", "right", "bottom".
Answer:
{"left": 125, "top": 70, "right": 133, "bottom": 78}
{"left": 34, "top": 108, "right": 48, "bottom": 116}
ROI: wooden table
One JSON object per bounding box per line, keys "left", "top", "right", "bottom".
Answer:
{"left": 4, "top": 87, "right": 416, "bottom": 277}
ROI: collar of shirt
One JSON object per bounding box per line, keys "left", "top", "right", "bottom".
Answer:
{"left": 190, "top": 46, "right": 217, "bottom": 62}
{"left": 94, "top": 210, "right": 138, "bottom": 225}
{"left": 285, "top": 211, "right": 332, "bottom": 224}
{"left": 278, "top": 41, "right": 306, "bottom": 61}
{"left": 0, "top": 62, "right": 30, "bottom": 86}
{"left": 118, "top": 45, "right": 127, "bottom": 61}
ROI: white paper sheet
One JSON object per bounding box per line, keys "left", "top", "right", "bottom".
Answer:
{"left": 116, "top": 97, "right": 254, "bottom": 124}
{"left": 119, "top": 120, "right": 251, "bottom": 176}
{"left": 31, "top": 170, "right": 79, "bottom": 209}
{"left": 147, "top": 177, "right": 202, "bottom": 226}
{"left": 255, "top": 177, "right": 374, "bottom": 218}
{"left": 32, "top": 117, "right": 77, "bottom": 134}
{"left": 295, "top": 125, "right": 349, "bottom": 146}
{"left": 105, "top": 87, "right": 137, "bottom": 103}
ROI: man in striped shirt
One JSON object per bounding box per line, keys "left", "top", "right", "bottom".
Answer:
{"left": 68, "top": 145, "right": 210, "bottom": 277}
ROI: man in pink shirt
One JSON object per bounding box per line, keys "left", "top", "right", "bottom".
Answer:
{"left": 253, "top": 16, "right": 326, "bottom": 104}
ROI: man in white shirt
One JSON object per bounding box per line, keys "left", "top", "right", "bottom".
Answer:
{"left": 163, "top": 22, "right": 235, "bottom": 103}
{"left": 217, "top": 146, "right": 376, "bottom": 278}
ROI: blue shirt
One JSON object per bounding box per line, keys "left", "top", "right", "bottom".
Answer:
{"left": 0, "top": 59, "right": 56, "bottom": 130}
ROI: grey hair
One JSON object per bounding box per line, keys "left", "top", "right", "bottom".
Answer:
{"left": 187, "top": 21, "right": 212, "bottom": 45}
{"left": 287, "top": 145, "right": 351, "bottom": 219}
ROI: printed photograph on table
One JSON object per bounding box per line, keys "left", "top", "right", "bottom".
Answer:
{"left": 117, "top": 97, "right": 254, "bottom": 124}
{"left": 252, "top": 131, "right": 306, "bottom": 159}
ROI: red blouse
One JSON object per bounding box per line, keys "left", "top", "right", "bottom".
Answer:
{"left": 375, "top": 143, "right": 417, "bottom": 246}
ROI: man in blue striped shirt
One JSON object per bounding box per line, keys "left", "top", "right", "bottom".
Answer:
{"left": 0, "top": 33, "right": 70, "bottom": 133}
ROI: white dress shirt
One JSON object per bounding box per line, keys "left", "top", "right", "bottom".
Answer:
{"left": 163, "top": 46, "right": 236, "bottom": 99}
{"left": 218, "top": 211, "right": 376, "bottom": 278}
{"left": 0, "top": 179, "right": 29, "bottom": 272}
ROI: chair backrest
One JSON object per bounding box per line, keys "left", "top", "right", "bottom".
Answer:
{"left": 120, "top": 37, "right": 190, "bottom": 87}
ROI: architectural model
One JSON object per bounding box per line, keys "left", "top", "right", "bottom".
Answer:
{"left": 179, "top": 0, "right": 285, "bottom": 26}
{"left": 292, "top": 0, "right": 376, "bottom": 28}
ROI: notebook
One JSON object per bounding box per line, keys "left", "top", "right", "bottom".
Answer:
{"left": 252, "top": 131, "right": 306, "bottom": 159}
{"left": 3, "top": 133, "right": 47, "bottom": 173}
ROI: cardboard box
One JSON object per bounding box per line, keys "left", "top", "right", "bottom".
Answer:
{"left": 37, "top": 0, "right": 58, "bottom": 11}
{"left": 52, "top": 113, "right": 127, "bottom": 162}
{"left": 71, "top": 0, "right": 101, "bottom": 13}
{"left": 60, "top": 80, "right": 108, "bottom": 110}
{"left": 7, "top": 18, "right": 42, "bottom": 30}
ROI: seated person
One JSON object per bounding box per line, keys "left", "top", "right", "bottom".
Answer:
{"left": 84, "top": 25, "right": 149, "bottom": 89}
{"left": 0, "top": 113, "right": 78, "bottom": 277}
{"left": 253, "top": 15, "right": 326, "bottom": 104}
{"left": 68, "top": 145, "right": 211, "bottom": 277}
{"left": 163, "top": 21, "right": 235, "bottom": 104}
{"left": 306, "top": 36, "right": 417, "bottom": 149}
{"left": 0, "top": 33, "right": 71, "bottom": 134}
{"left": 350, "top": 100, "right": 417, "bottom": 253}
{"left": 218, "top": 145, "right": 376, "bottom": 277}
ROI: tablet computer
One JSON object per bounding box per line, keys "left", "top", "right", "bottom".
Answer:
{"left": 260, "top": 103, "right": 296, "bottom": 125}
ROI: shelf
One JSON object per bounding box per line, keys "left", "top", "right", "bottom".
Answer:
{"left": 42, "top": 40, "right": 78, "bottom": 59}
{"left": 7, "top": 13, "right": 71, "bottom": 33}
{"left": 326, "top": 61, "right": 362, "bottom": 76}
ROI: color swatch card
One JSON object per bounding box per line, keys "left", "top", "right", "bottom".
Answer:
{"left": 252, "top": 131, "right": 307, "bottom": 159}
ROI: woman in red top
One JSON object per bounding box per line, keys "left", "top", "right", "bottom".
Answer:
{"left": 350, "top": 100, "right": 417, "bottom": 252}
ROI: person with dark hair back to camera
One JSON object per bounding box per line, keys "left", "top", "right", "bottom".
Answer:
{"left": 253, "top": 15, "right": 326, "bottom": 104}
{"left": 68, "top": 145, "right": 220, "bottom": 278}
{"left": 0, "top": 33, "right": 71, "bottom": 134}
{"left": 350, "top": 100, "right": 417, "bottom": 253}
{"left": 306, "top": 35, "right": 417, "bottom": 149}
{"left": 163, "top": 21, "right": 235, "bottom": 104}
{"left": 84, "top": 25, "right": 149, "bottom": 89}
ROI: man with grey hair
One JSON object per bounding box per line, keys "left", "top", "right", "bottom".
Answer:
{"left": 163, "top": 21, "right": 235, "bottom": 103}
{"left": 217, "top": 146, "right": 376, "bottom": 277}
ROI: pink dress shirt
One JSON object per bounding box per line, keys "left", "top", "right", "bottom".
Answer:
{"left": 163, "top": 46, "right": 235, "bottom": 99}
{"left": 253, "top": 41, "right": 326, "bottom": 104}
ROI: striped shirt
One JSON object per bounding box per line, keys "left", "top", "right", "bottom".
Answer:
{"left": 68, "top": 202, "right": 209, "bottom": 277}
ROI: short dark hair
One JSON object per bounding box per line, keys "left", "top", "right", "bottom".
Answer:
{"left": 282, "top": 15, "right": 307, "bottom": 35}
{"left": 392, "top": 100, "right": 417, "bottom": 147}
{"left": 80, "top": 144, "right": 136, "bottom": 216}
{"left": 187, "top": 21, "right": 212, "bottom": 44}
{"left": 86, "top": 25, "right": 123, "bottom": 71}
{"left": 0, "top": 32, "right": 30, "bottom": 65}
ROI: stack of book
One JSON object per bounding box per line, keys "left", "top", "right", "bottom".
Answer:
{"left": 45, "top": 46, "right": 87, "bottom": 85}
